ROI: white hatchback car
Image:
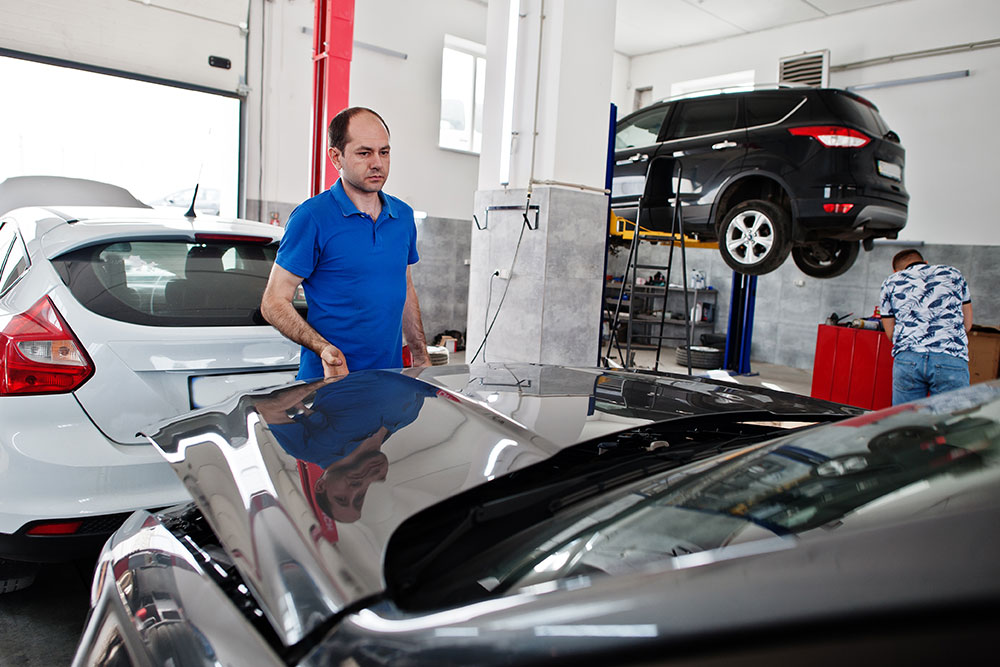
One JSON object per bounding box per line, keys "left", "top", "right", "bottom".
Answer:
{"left": 0, "top": 176, "right": 299, "bottom": 591}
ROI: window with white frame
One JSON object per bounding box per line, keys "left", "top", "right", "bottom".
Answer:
{"left": 0, "top": 54, "right": 241, "bottom": 217}
{"left": 439, "top": 35, "right": 485, "bottom": 154}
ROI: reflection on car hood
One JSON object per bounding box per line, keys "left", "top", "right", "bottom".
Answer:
{"left": 142, "top": 363, "right": 858, "bottom": 647}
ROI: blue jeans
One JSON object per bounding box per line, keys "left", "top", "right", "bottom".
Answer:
{"left": 892, "top": 350, "right": 970, "bottom": 405}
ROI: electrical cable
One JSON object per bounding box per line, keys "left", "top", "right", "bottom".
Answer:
{"left": 482, "top": 271, "right": 498, "bottom": 360}
{"left": 470, "top": 193, "right": 532, "bottom": 364}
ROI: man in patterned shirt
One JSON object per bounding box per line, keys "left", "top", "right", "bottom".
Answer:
{"left": 879, "top": 249, "right": 973, "bottom": 404}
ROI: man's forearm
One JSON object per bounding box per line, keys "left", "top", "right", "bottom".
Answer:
{"left": 881, "top": 317, "right": 894, "bottom": 342}
{"left": 262, "top": 297, "right": 329, "bottom": 357}
{"left": 403, "top": 274, "right": 430, "bottom": 365}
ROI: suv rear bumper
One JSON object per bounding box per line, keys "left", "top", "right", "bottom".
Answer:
{"left": 796, "top": 197, "right": 908, "bottom": 240}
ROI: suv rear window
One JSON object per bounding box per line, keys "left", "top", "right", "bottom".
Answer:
{"left": 823, "top": 91, "right": 890, "bottom": 138}
{"left": 746, "top": 93, "right": 806, "bottom": 126}
{"left": 53, "top": 240, "right": 305, "bottom": 327}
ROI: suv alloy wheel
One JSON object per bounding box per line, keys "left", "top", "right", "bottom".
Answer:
{"left": 717, "top": 199, "right": 792, "bottom": 275}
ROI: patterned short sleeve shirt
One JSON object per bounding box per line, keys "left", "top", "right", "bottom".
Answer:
{"left": 879, "top": 263, "right": 971, "bottom": 360}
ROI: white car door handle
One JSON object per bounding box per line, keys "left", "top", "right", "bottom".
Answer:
{"left": 712, "top": 141, "right": 737, "bottom": 150}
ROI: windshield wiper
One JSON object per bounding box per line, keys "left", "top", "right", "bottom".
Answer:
{"left": 401, "top": 413, "right": 828, "bottom": 583}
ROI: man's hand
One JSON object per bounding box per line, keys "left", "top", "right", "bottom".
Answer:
{"left": 409, "top": 349, "right": 432, "bottom": 368}
{"left": 320, "top": 344, "right": 350, "bottom": 378}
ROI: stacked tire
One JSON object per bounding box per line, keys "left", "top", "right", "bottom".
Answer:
{"left": 675, "top": 345, "right": 724, "bottom": 369}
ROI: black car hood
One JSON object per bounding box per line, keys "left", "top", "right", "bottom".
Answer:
{"left": 142, "top": 363, "right": 858, "bottom": 647}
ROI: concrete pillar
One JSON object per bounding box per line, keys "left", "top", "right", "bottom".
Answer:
{"left": 467, "top": 0, "right": 616, "bottom": 366}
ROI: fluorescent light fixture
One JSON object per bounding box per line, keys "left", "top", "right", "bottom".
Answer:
{"left": 413, "top": 210, "right": 427, "bottom": 220}
{"left": 847, "top": 69, "right": 969, "bottom": 92}
{"left": 499, "top": 0, "right": 520, "bottom": 186}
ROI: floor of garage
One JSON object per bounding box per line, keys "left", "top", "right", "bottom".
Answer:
{"left": 630, "top": 348, "right": 814, "bottom": 396}
{"left": 0, "top": 558, "right": 93, "bottom": 667}
{"left": 448, "top": 349, "right": 814, "bottom": 397}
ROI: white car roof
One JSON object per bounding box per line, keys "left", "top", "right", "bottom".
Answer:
{"left": 5, "top": 205, "right": 283, "bottom": 259}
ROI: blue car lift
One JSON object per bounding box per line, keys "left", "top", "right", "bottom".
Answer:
{"left": 724, "top": 271, "right": 757, "bottom": 375}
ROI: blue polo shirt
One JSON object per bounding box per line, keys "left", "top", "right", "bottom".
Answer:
{"left": 276, "top": 180, "right": 419, "bottom": 378}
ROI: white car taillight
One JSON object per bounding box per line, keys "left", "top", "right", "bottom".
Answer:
{"left": 788, "top": 125, "right": 871, "bottom": 148}
{"left": 0, "top": 296, "right": 94, "bottom": 395}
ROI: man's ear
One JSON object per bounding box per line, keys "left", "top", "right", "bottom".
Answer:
{"left": 328, "top": 146, "right": 341, "bottom": 170}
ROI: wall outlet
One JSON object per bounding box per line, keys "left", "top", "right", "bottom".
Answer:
{"left": 497, "top": 269, "right": 511, "bottom": 280}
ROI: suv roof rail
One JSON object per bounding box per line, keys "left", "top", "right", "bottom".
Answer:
{"left": 655, "top": 82, "right": 814, "bottom": 104}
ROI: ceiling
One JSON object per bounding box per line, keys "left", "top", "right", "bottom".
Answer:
{"left": 614, "top": 0, "right": 906, "bottom": 57}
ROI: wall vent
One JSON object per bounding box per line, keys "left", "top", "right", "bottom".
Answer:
{"left": 779, "top": 50, "right": 829, "bottom": 88}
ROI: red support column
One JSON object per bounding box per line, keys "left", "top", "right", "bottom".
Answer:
{"left": 311, "top": 0, "right": 354, "bottom": 196}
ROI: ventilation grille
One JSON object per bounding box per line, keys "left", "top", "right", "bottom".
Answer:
{"left": 779, "top": 50, "right": 829, "bottom": 88}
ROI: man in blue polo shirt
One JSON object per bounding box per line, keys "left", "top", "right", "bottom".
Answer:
{"left": 262, "top": 107, "right": 430, "bottom": 378}
{"left": 879, "top": 248, "right": 973, "bottom": 404}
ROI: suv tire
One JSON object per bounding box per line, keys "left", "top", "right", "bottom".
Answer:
{"left": 718, "top": 200, "right": 792, "bottom": 275}
{"left": 792, "top": 239, "right": 860, "bottom": 278}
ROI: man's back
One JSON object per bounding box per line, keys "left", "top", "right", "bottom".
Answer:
{"left": 880, "top": 263, "right": 970, "bottom": 360}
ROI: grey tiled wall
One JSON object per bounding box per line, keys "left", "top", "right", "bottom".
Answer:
{"left": 412, "top": 216, "right": 472, "bottom": 346}
{"left": 607, "top": 241, "right": 1000, "bottom": 371}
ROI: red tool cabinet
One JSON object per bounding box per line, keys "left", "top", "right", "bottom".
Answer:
{"left": 810, "top": 324, "right": 894, "bottom": 410}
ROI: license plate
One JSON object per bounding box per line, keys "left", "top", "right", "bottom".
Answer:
{"left": 877, "top": 160, "right": 902, "bottom": 181}
{"left": 190, "top": 370, "right": 298, "bottom": 408}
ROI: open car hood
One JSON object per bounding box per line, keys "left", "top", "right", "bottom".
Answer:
{"left": 142, "top": 363, "right": 859, "bottom": 647}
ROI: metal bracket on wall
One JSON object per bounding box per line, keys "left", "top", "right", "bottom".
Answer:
{"left": 474, "top": 204, "right": 540, "bottom": 231}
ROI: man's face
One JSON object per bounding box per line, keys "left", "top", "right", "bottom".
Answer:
{"left": 328, "top": 112, "right": 390, "bottom": 195}
{"left": 314, "top": 428, "right": 389, "bottom": 523}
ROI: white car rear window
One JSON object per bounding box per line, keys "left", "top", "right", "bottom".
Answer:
{"left": 53, "top": 240, "right": 305, "bottom": 327}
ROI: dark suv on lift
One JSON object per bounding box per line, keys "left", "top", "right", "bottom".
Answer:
{"left": 611, "top": 86, "right": 909, "bottom": 277}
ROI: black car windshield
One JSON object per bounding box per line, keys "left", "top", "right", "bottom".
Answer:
{"left": 392, "top": 385, "right": 1000, "bottom": 611}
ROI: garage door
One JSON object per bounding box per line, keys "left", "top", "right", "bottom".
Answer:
{"left": 0, "top": 0, "right": 250, "bottom": 93}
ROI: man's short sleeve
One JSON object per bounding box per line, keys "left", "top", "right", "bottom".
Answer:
{"left": 407, "top": 218, "right": 419, "bottom": 266}
{"left": 276, "top": 206, "right": 320, "bottom": 279}
{"left": 958, "top": 270, "right": 971, "bottom": 303}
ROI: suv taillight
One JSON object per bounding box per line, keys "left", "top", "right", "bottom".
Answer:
{"left": 0, "top": 296, "right": 94, "bottom": 395}
{"left": 788, "top": 126, "right": 871, "bottom": 148}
